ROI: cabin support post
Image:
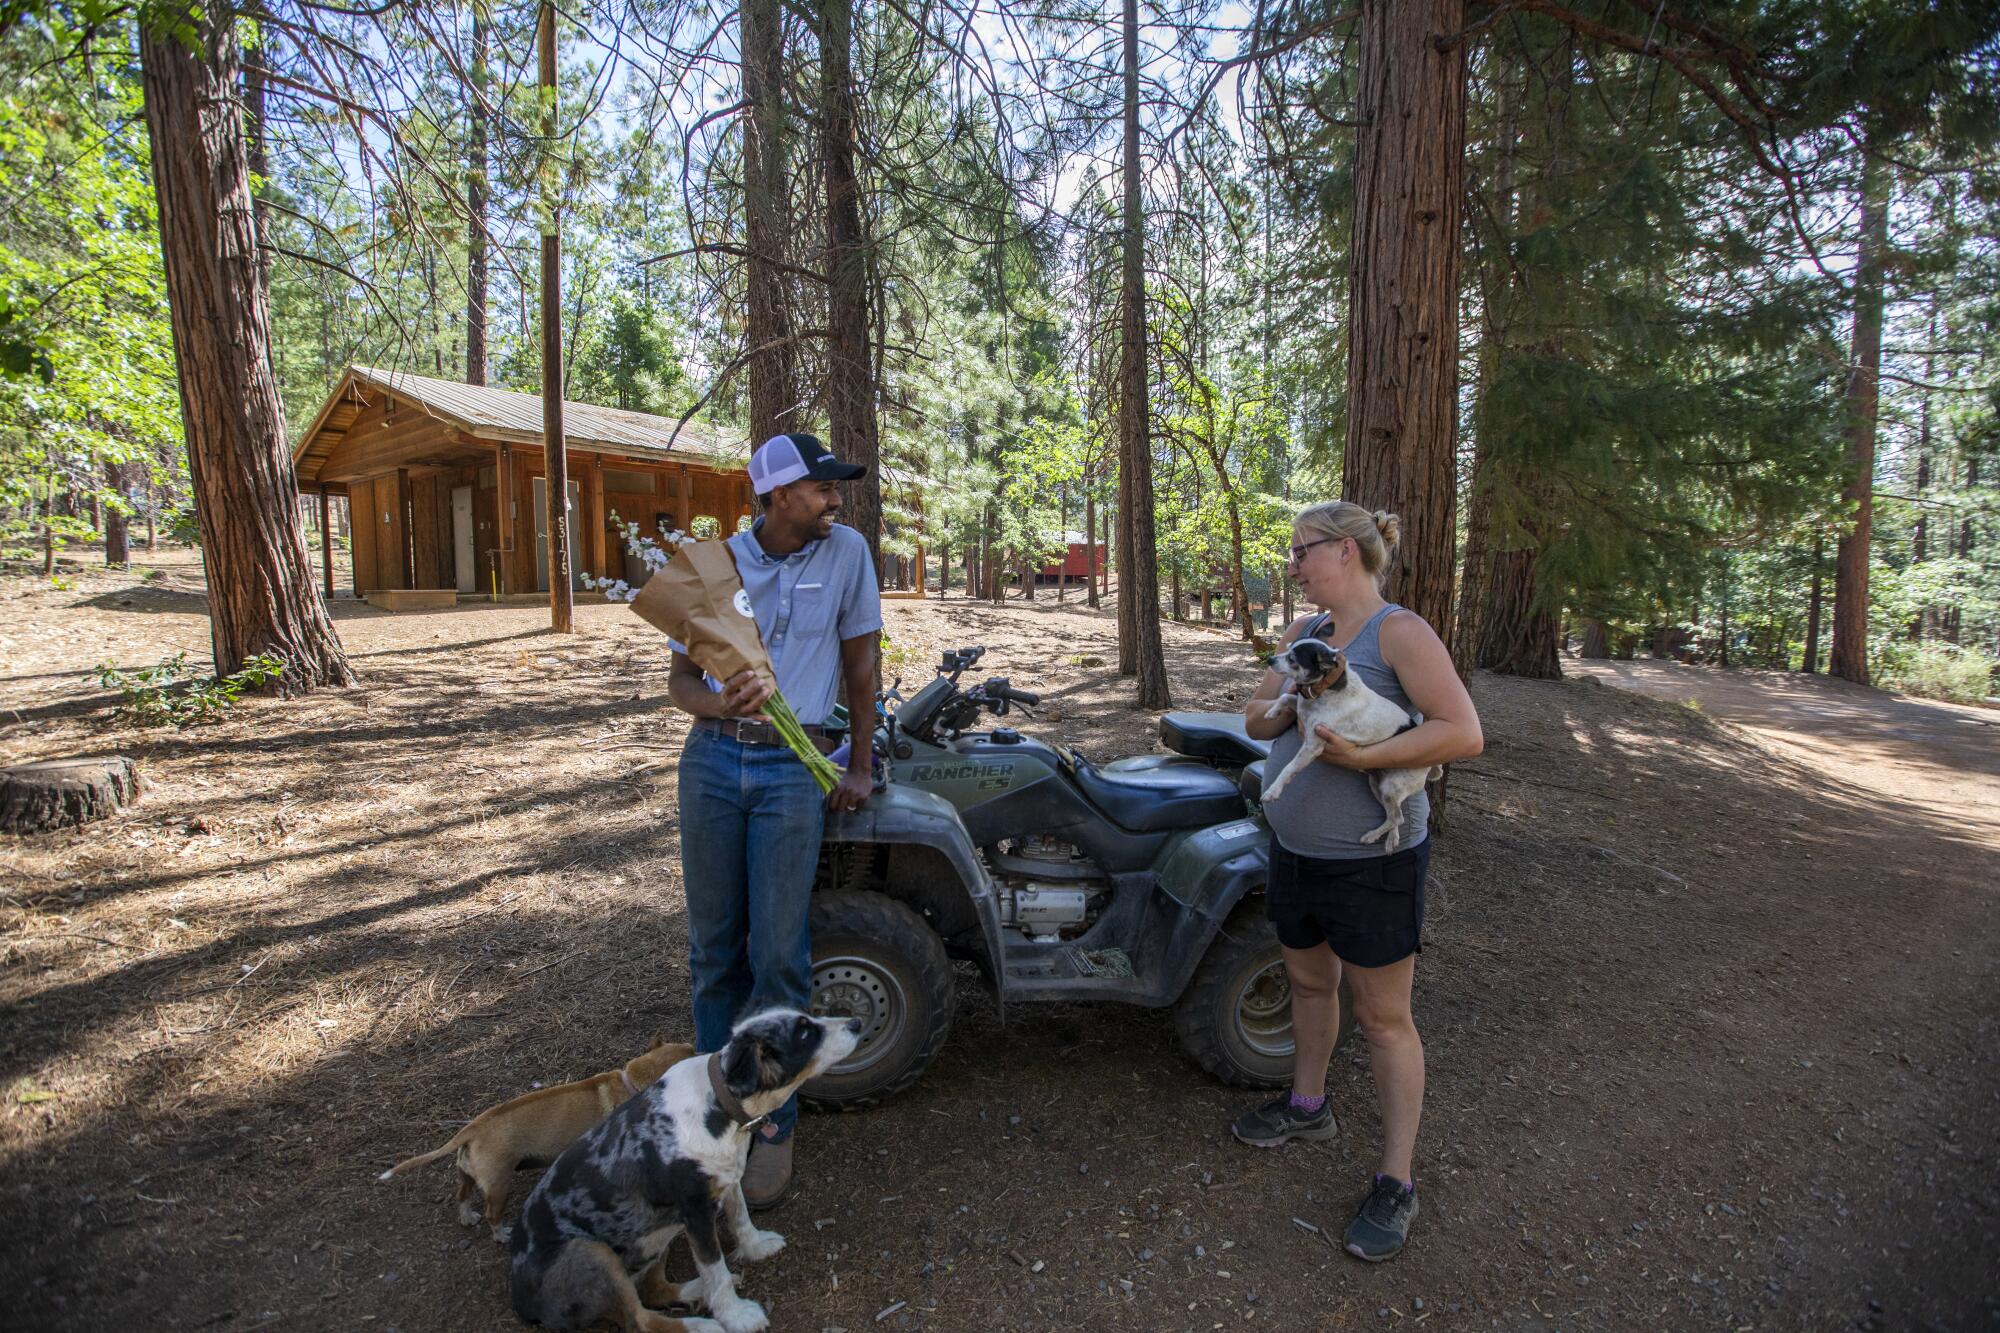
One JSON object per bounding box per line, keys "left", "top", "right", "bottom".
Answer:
{"left": 318, "top": 486, "right": 333, "bottom": 597}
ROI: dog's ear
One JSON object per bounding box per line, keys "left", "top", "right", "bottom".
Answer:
{"left": 722, "top": 1031, "right": 766, "bottom": 1099}
{"left": 646, "top": 1032, "right": 667, "bottom": 1051}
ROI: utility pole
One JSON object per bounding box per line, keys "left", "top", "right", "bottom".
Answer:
{"left": 538, "top": 0, "right": 573, "bottom": 632}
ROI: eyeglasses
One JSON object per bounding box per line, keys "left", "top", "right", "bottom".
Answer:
{"left": 1287, "top": 538, "right": 1337, "bottom": 565}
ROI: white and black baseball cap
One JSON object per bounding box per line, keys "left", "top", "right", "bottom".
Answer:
{"left": 748, "top": 432, "right": 867, "bottom": 495}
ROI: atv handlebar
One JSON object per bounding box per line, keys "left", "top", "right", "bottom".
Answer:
{"left": 990, "top": 682, "right": 1040, "bottom": 707}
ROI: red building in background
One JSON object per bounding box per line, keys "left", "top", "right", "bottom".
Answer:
{"left": 1038, "top": 531, "right": 1104, "bottom": 583}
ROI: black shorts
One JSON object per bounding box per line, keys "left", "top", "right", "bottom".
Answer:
{"left": 1265, "top": 836, "right": 1429, "bottom": 967}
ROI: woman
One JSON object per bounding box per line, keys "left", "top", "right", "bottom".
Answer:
{"left": 1232, "top": 500, "right": 1483, "bottom": 1262}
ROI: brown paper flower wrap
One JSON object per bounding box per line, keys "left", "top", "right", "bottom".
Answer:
{"left": 630, "top": 538, "right": 841, "bottom": 792}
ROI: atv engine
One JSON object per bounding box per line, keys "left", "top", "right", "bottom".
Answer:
{"left": 992, "top": 835, "right": 1109, "bottom": 941}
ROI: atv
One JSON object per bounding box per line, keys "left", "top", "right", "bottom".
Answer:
{"left": 802, "top": 645, "right": 1353, "bottom": 1109}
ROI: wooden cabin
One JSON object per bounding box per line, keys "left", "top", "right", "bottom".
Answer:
{"left": 292, "top": 366, "right": 752, "bottom": 603}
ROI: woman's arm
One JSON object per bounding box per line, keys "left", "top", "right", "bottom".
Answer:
{"left": 1311, "top": 610, "right": 1483, "bottom": 770}
{"left": 1243, "top": 615, "right": 1316, "bottom": 741}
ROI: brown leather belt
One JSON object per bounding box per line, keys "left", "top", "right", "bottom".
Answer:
{"left": 697, "top": 716, "right": 840, "bottom": 753}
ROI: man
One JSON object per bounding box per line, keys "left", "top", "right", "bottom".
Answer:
{"left": 667, "top": 432, "right": 880, "bottom": 1208}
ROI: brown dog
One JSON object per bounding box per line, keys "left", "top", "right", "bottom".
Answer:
{"left": 380, "top": 1037, "right": 695, "bottom": 1234}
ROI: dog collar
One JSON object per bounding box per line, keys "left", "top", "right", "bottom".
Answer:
{"left": 706, "top": 1053, "right": 768, "bottom": 1133}
{"left": 618, "top": 1068, "right": 640, "bottom": 1098}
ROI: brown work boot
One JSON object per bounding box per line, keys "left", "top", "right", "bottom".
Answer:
{"left": 743, "top": 1131, "right": 794, "bottom": 1211}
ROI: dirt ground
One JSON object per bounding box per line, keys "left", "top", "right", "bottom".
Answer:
{"left": 3, "top": 547, "right": 1996, "bottom": 1333}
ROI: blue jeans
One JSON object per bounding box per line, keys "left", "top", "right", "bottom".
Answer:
{"left": 678, "top": 725, "right": 825, "bottom": 1140}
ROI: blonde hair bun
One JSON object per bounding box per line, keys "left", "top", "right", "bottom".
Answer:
{"left": 1373, "top": 510, "right": 1402, "bottom": 550}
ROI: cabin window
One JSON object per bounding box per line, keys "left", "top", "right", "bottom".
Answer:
{"left": 604, "top": 468, "right": 655, "bottom": 494}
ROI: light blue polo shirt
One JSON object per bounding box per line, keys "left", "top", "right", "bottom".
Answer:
{"left": 670, "top": 519, "right": 882, "bottom": 725}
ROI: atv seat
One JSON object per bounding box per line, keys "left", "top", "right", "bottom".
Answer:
{"left": 1239, "top": 760, "right": 1266, "bottom": 805}
{"left": 1072, "top": 756, "right": 1247, "bottom": 833}
{"left": 1161, "top": 712, "right": 1270, "bottom": 766}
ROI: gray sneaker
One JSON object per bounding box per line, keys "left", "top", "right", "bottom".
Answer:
{"left": 743, "top": 1132, "right": 794, "bottom": 1210}
{"left": 1344, "top": 1174, "right": 1418, "bottom": 1261}
{"left": 1229, "top": 1094, "right": 1337, "bottom": 1147}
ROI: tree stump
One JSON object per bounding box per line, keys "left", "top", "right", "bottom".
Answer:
{"left": 0, "top": 757, "right": 143, "bottom": 835}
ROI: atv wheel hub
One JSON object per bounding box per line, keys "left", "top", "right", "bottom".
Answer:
{"left": 1237, "top": 960, "right": 1293, "bottom": 1058}
{"left": 811, "top": 956, "right": 906, "bottom": 1073}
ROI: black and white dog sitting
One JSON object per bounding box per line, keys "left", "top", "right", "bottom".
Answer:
{"left": 507, "top": 1008, "right": 862, "bottom": 1333}
{"left": 1260, "top": 636, "right": 1440, "bottom": 853}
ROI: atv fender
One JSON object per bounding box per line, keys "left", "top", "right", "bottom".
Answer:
{"left": 1151, "top": 814, "right": 1269, "bottom": 1004}
{"left": 823, "top": 782, "right": 1006, "bottom": 1018}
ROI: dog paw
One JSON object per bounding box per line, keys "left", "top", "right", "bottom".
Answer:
{"left": 712, "top": 1295, "right": 769, "bottom": 1333}
{"left": 736, "top": 1229, "right": 785, "bottom": 1263}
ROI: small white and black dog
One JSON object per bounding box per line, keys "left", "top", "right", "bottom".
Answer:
{"left": 507, "top": 1008, "right": 862, "bottom": 1333}
{"left": 1260, "top": 636, "right": 1440, "bottom": 853}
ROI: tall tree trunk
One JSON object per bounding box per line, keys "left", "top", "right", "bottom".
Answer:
{"left": 137, "top": 6, "right": 353, "bottom": 688}
{"left": 821, "top": 0, "right": 881, "bottom": 569}
{"left": 1084, "top": 485, "right": 1099, "bottom": 608}
{"left": 1342, "top": 0, "right": 1466, "bottom": 639}
{"left": 1118, "top": 0, "right": 1170, "bottom": 707}
{"left": 243, "top": 54, "right": 272, "bottom": 312}
{"left": 537, "top": 1, "right": 573, "bottom": 633}
{"left": 1945, "top": 455, "right": 1975, "bottom": 642}
{"left": 145, "top": 479, "right": 157, "bottom": 551}
{"left": 1463, "top": 32, "right": 1560, "bottom": 679}
{"left": 103, "top": 463, "right": 130, "bottom": 566}
{"left": 1910, "top": 304, "right": 1936, "bottom": 638}
{"left": 467, "top": 4, "right": 490, "bottom": 385}
{"left": 1580, "top": 618, "right": 1609, "bottom": 659}
{"left": 1802, "top": 529, "right": 1824, "bottom": 672}
{"left": 1830, "top": 143, "right": 1889, "bottom": 685}
{"left": 742, "top": 0, "right": 798, "bottom": 442}
{"left": 1101, "top": 499, "right": 1112, "bottom": 606}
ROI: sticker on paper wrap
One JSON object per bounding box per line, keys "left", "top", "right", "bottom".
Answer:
{"left": 733, "top": 589, "right": 754, "bottom": 618}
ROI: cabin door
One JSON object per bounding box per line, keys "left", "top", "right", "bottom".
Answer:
{"left": 451, "top": 486, "right": 476, "bottom": 593}
{"left": 531, "top": 477, "right": 587, "bottom": 593}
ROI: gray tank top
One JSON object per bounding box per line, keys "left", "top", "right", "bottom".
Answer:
{"left": 1261, "top": 604, "right": 1429, "bottom": 859}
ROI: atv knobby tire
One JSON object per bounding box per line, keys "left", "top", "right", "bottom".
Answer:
{"left": 802, "top": 889, "right": 956, "bottom": 1111}
{"left": 1174, "top": 900, "right": 1355, "bottom": 1087}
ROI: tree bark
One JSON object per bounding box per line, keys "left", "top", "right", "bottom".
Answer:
{"left": 537, "top": 2, "right": 573, "bottom": 633}
{"left": 244, "top": 55, "right": 272, "bottom": 312}
{"left": 1945, "top": 456, "right": 1976, "bottom": 642}
{"left": 1, "top": 757, "right": 142, "bottom": 835}
{"left": 822, "top": 0, "right": 881, "bottom": 569}
{"left": 1802, "top": 528, "right": 1824, "bottom": 672}
{"left": 467, "top": 4, "right": 490, "bottom": 386}
{"left": 1579, "top": 618, "right": 1610, "bottom": 659}
{"left": 1475, "top": 546, "right": 1561, "bottom": 678}
{"left": 1830, "top": 143, "right": 1889, "bottom": 685}
{"left": 1084, "top": 486, "right": 1099, "bottom": 608}
{"left": 742, "top": 0, "right": 798, "bottom": 442}
{"left": 1117, "top": 0, "right": 1170, "bottom": 708}
{"left": 104, "top": 462, "right": 130, "bottom": 567}
{"left": 138, "top": 7, "right": 353, "bottom": 688}
{"left": 1342, "top": 0, "right": 1466, "bottom": 640}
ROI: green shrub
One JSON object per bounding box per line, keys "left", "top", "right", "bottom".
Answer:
{"left": 98, "top": 651, "right": 286, "bottom": 726}
{"left": 166, "top": 505, "right": 202, "bottom": 547}
{"left": 1877, "top": 641, "right": 1997, "bottom": 705}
